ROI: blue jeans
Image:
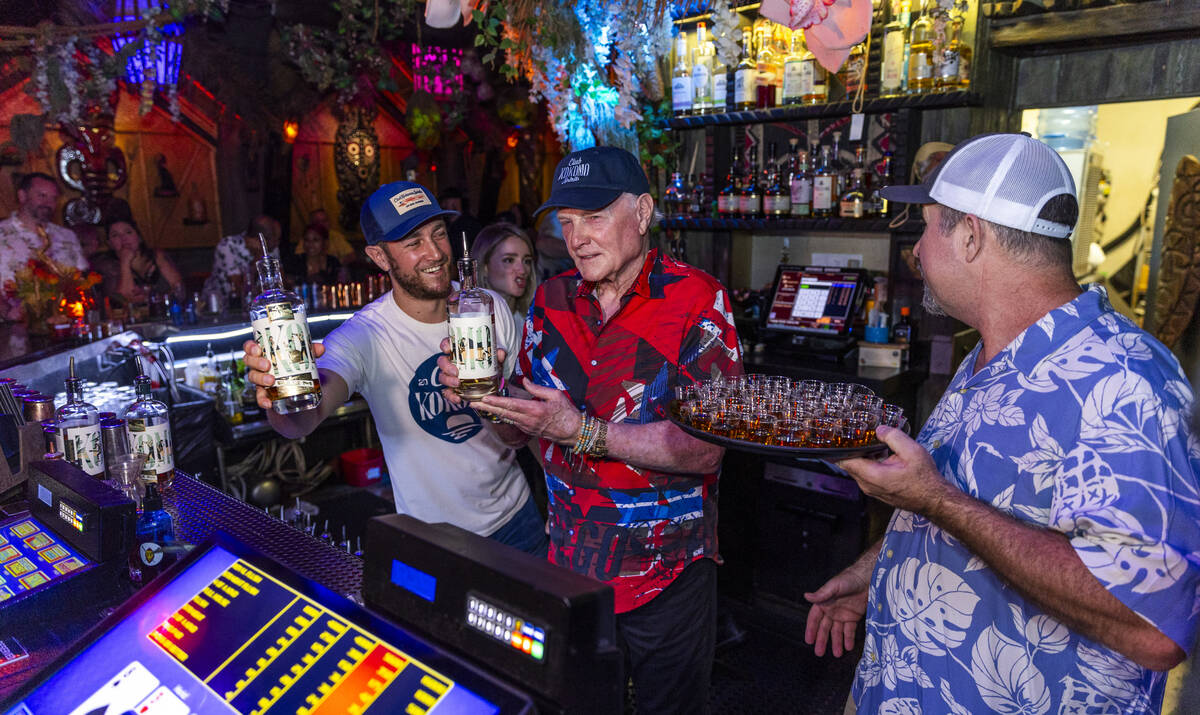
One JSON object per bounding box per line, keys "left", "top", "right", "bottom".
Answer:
{"left": 488, "top": 495, "right": 549, "bottom": 558}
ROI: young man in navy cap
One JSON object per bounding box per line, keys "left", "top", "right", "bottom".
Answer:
{"left": 440, "top": 146, "right": 743, "bottom": 713}
{"left": 243, "top": 182, "right": 547, "bottom": 556}
{"left": 803, "top": 133, "right": 1200, "bottom": 714}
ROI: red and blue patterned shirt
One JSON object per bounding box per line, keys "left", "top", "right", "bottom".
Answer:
{"left": 514, "top": 249, "right": 742, "bottom": 613}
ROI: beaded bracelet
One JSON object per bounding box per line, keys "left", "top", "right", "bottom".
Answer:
{"left": 570, "top": 413, "right": 609, "bottom": 458}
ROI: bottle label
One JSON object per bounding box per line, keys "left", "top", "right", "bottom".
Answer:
{"left": 735, "top": 68, "right": 756, "bottom": 104}
{"left": 790, "top": 177, "right": 813, "bottom": 215}
{"left": 764, "top": 195, "right": 790, "bottom": 215}
{"left": 881, "top": 32, "right": 905, "bottom": 91}
{"left": 840, "top": 198, "right": 865, "bottom": 218}
{"left": 798, "top": 63, "right": 814, "bottom": 96}
{"left": 782, "top": 60, "right": 804, "bottom": 100}
{"left": 672, "top": 77, "right": 692, "bottom": 112}
{"left": 713, "top": 72, "right": 727, "bottom": 107}
{"left": 717, "top": 194, "right": 735, "bottom": 214}
{"left": 813, "top": 177, "right": 833, "bottom": 210}
{"left": 449, "top": 313, "right": 499, "bottom": 380}
{"left": 692, "top": 64, "right": 712, "bottom": 104}
{"left": 252, "top": 303, "right": 320, "bottom": 398}
{"left": 912, "top": 51, "right": 933, "bottom": 81}
{"left": 127, "top": 419, "right": 174, "bottom": 477}
{"left": 738, "top": 194, "right": 761, "bottom": 216}
{"left": 938, "top": 51, "right": 960, "bottom": 81}
{"left": 57, "top": 424, "right": 103, "bottom": 476}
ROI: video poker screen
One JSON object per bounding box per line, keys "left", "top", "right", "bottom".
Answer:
{"left": 4, "top": 539, "right": 530, "bottom": 715}
{"left": 763, "top": 265, "right": 867, "bottom": 336}
{"left": 0, "top": 515, "right": 91, "bottom": 604}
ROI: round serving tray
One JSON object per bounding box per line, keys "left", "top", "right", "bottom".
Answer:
{"left": 667, "top": 400, "right": 890, "bottom": 461}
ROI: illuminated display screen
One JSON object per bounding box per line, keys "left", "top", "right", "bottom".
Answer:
{"left": 466, "top": 595, "right": 546, "bottom": 662}
{"left": 764, "top": 266, "right": 864, "bottom": 335}
{"left": 6, "top": 546, "right": 504, "bottom": 715}
{"left": 56, "top": 501, "right": 85, "bottom": 533}
{"left": 0, "top": 516, "right": 90, "bottom": 603}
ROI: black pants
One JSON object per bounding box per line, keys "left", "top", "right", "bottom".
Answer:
{"left": 616, "top": 558, "right": 717, "bottom": 715}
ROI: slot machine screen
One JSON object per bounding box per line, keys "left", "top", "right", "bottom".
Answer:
{"left": 762, "top": 265, "right": 867, "bottom": 337}
{"left": 3, "top": 536, "right": 532, "bottom": 715}
{"left": 0, "top": 514, "right": 91, "bottom": 605}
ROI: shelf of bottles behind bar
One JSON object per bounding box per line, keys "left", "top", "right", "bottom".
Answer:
{"left": 664, "top": 0, "right": 971, "bottom": 222}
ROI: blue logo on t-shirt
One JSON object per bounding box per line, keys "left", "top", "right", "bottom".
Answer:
{"left": 408, "top": 354, "right": 482, "bottom": 443}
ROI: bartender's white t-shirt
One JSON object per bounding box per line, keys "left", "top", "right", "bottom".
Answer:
{"left": 317, "top": 290, "right": 529, "bottom": 536}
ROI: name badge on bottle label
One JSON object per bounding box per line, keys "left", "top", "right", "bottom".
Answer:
{"left": 57, "top": 424, "right": 103, "bottom": 476}
{"left": 449, "top": 314, "right": 499, "bottom": 379}
{"left": 127, "top": 419, "right": 174, "bottom": 476}
{"left": 252, "top": 303, "right": 319, "bottom": 395}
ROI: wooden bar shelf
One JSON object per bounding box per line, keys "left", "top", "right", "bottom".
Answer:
{"left": 660, "top": 216, "right": 926, "bottom": 233}
{"left": 990, "top": 0, "right": 1200, "bottom": 53}
{"left": 662, "top": 91, "right": 982, "bottom": 129}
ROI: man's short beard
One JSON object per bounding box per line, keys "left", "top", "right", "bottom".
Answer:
{"left": 390, "top": 267, "right": 451, "bottom": 301}
{"left": 922, "top": 284, "right": 946, "bottom": 317}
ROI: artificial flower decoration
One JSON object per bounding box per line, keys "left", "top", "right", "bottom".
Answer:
{"left": 759, "top": 0, "right": 872, "bottom": 72}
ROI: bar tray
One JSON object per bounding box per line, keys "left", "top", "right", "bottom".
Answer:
{"left": 667, "top": 400, "right": 890, "bottom": 461}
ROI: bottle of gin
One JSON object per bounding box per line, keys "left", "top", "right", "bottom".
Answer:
{"left": 124, "top": 359, "right": 175, "bottom": 487}
{"left": 449, "top": 233, "right": 501, "bottom": 400}
{"left": 56, "top": 356, "right": 104, "bottom": 477}
{"left": 250, "top": 235, "right": 323, "bottom": 414}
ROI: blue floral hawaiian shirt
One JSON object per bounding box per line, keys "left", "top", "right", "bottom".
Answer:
{"left": 853, "top": 284, "right": 1200, "bottom": 715}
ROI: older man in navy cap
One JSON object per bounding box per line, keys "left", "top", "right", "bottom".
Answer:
{"left": 244, "top": 181, "right": 547, "bottom": 556}
{"left": 804, "top": 133, "right": 1200, "bottom": 715}
{"left": 440, "top": 146, "right": 743, "bottom": 713}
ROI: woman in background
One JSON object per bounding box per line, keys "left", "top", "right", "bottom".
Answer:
{"left": 471, "top": 222, "right": 538, "bottom": 325}
{"left": 294, "top": 223, "right": 347, "bottom": 285}
{"left": 93, "top": 219, "right": 184, "bottom": 304}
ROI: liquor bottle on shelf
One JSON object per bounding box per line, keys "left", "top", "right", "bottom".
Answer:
{"left": 198, "top": 342, "right": 220, "bottom": 396}
{"left": 687, "top": 173, "right": 703, "bottom": 217}
{"left": 907, "top": 0, "right": 935, "bottom": 94}
{"left": 812, "top": 144, "right": 836, "bottom": 218}
{"left": 250, "top": 235, "right": 323, "bottom": 415}
{"left": 717, "top": 147, "right": 740, "bottom": 217}
{"left": 936, "top": 6, "right": 972, "bottom": 91}
{"left": 781, "top": 30, "right": 806, "bottom": 106}
{"left": 734, "top": 28, "right": 757, "bottom": 111}
{"left": 665, "top": 171, "right": 688, "bottom": 218}
{"left": 763, "top": 143, "right": 790, "bottom": 217}
{"left": 692, "top": 23, "right": 714, "bottom": 114}
{"left": 880, "top": 0, "right": 910, "bottom": 97}
{"left": 872, "top": 151, "right": 894, "bottom": 216}
{"left": 787, "top": 138, "right": 813, "bottom": 217}
{"left": 712, "top": 46, "right": 728, "bottom": 112}
{"left": 838, "top": 41, "right": 868, "bottom": 98}
{"left": 753, "top": 24, "right": 781, "bottom": 108}
{"left": 56, "top": 356, "right": 104, "bottom": 477}
{"left": 216, "top": 353, "right": 243, "bottom": 426}
{"left": 124, "top": 358, "right": 175, "bottom": 486}
{"left": 830, "top": 131, "right": 847, "bottom": 198}
{"left": 672, "top": 32, "right": 693, "bottom": 116}
{"left": 799, "top": 31, "right": 829, "bottom": 104}
{"left": 739, "top": 154, "right": 763, "bottom": 218}
{"left": 448, "top": 234, "right": 501, "bottom": 400}
{"left": 839, "top": 157, "right": 868, "bottom": 219}
{"left": 892, "top": 306, "right": 914, "bottom": 344}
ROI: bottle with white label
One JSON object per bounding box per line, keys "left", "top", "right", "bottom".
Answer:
{"left": 55, "top": 356, "right": 104, "bottom": 477}
{"left": 734, "top": 28, "right": 757, "bottom": 110}
{"left": 124, "top": 360, "right": 175, "bottom": 487}
{"left": 250, "top": 235, "right": 323, "bottom": 415}
{"left": 812, "top": 144, "right": 836, "bottom": 217}
{"left": 691, "top": 22, "right": 714, "bottom": 114}
{"left": 781, "top": 30, "right": 806, "bottom": 105}
{"left": 880, "top": 0, "right": 910, "bottom": 97}
{"left": 672, "top": 33, "right": 693, "bottom": 116}
{"left": 787, "top": 138, "right": 813, "bottom": 217}
{"left": 449, "top": 233, "right": 501, "bottom": 400}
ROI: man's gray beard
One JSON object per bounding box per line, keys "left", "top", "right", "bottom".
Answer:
{"left": 922, "top": 284, "right": 946, "bottom": 317}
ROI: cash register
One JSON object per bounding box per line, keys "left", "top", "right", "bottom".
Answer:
{"left": 760, "top": 264, "right": 869, "bottom": 362}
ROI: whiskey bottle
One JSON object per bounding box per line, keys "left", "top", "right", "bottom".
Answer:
{"left": 753, "top": 24, "right": 780, "bottom": 108}
{"left": 56, "top": 356, "right": 104, "bottom": 477}
{"left": 739, "top": 155, "right": 763, "bottom": 218}
{"left": 717, "top": 147, "right": 740, "bottom": 217}
{"left": 734, "top": 28, "right": 757, "bottom": 111}
{"left": 692, "top": 22, "right": 714, "bottom": 114}
{"left": 763, "top": 143, "right": 790, "bottom": 217}
{"left": 781, "top": 30, "right": 806, "bottom": 106}
{"left": 838, "top": 41, "right": 868, "bottom": 98}
{"left": 250, "top": 235, "right": 323, "bottom": 415}
{"left": 787, "top": 138, "right": 813, "bottom": 217}
{"left": 665, "top": 171, "right": 688, "bottom": 219}
{"left": 672, "top": 32, "right": 693, "bottom": 116}
{"left": 799, "top": 32, "right": 828, "bottom": 104}
{"left": 812, "top": 145, "right": 836, "bottom": 218}
{"left": 448, "top": 234, "right": 501, "bottom": 399}
{"left": 936, "top": 7, "right": 972, "bottom": 91}
{"left": 880, "top": 0, "right": 910, "bottom": 97}
{"left": 907, "top": 0, "right": 935, "bottom": 94}
{"left": 839, "top": 164, "right": 868, "bottom": 218}
{"left": 123, "top": 358, "right": 175, "bottom": 487}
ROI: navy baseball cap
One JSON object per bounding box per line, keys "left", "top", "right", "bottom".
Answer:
{"left": 360, "top": 182, "right": 460, "bottom": 245}
{"left": 535, "top": 146, "right": 651, "bottom": 217}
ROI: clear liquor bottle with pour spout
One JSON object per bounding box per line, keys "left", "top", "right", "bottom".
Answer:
{"left": 448, "top": 233, "right": 501, "bottom": 399}
{"left": 56, "top": 356, "right": 104, "bottom": 476}
{"left": 249, "top": 234, "right": 323, "bottom": 414}
{"left": 124, "top": 357, "right": 175, "bottom": 488}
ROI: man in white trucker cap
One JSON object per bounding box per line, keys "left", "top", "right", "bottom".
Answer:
{"left": 803, "top": 133, "right": 1200, "bottom": 714}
